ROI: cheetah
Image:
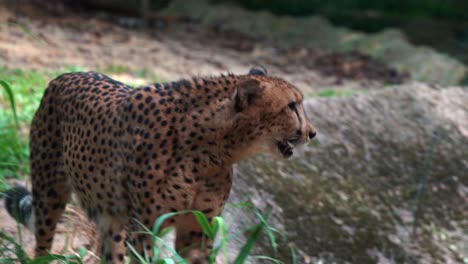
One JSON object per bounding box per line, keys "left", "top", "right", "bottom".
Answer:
{"left": 5, "top": 66, "right": 316, "bottom": 263}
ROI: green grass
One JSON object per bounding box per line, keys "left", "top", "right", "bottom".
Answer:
{"left": 0, "top": 206, "right": 291, "bottom": 263}
{"left": 0, "top": 228, "right": 87, "bottom": 263}
{"left": 0, "top": 67, "right": 51, "bottom": 189}
{"left": 313, "top": 88, "right": 356, "bottom": 98}
{"left": 102, "top": 64, "right": 131, "bottom": 75}
{"left": 0, "top": 66, "right": 164, "bottom": 191}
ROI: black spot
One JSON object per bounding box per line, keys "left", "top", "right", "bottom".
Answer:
{"left": 114, "top": 234, "right": 122, "bottom": 242}
{"left": 47, "top": 189, "right": 58, "bottom": 198}
{"left": 38, "top": 228, "right": 46, "bottom": 236}
{"left": 184, "top": 177, "right": 193, "bottom": 184}
{"left": 202, "top": 208, "right": 214, "bottom": 214}
{"left": 180, "top": 79, "right": 192, "bottom": 89}
{"left": 163, "top": 83, "right": 171, "bottom": 90}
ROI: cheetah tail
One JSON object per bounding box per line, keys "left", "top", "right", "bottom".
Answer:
{"left": 4, "top": 186, "right": 35, "bottom": 231}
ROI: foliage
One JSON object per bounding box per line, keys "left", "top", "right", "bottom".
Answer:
{"left": 0, "top": 206, "right": 290, "bottom": 263}
{"left": 0, "top": 67, "right": 52, "bottom": 190}
{"left": 0, "top": 66, "right": 80, "bottom": 182}
{"left": 0, "top": 230, "right": 87, "bottom": 263}
{"left": 222, "top": 0, "right": 468, "bottom": 20}
{"left": 127, "top": 207, "right": 286, "bottom": 263}
{"left": 313, "top": 88, "right": 356, "bottom": 98}
{"left": 0, "top": 66, "right": 163, "bottom": 191}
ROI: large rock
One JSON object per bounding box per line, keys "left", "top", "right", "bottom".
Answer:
{"left": 163, "top": 0, "right": 467, "bottom": 85}
{"left": 223, "top": 83, "right": 467, "bottom": 263}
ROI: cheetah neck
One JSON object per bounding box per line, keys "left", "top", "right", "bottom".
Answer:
{"left": 145, "top": 74, "right": 264, "bottom": 167}
{"left": 175, "top": 115, "right": 263, "bottom": 175}
{"left": 156, "top": 74, "right": 265, "bottom": 166}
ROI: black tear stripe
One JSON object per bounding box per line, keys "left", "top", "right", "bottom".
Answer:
{"left": 294, "top": 107, "right": 301, "bottom": 128}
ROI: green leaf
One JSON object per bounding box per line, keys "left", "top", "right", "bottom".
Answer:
{"left": 255, "top": 211, "right": 278, "bottom": 256}
{"left": 208, "top": 216, "right": 228, "bottom": 263}
{"left": 126, "top": 242, "right": 148, "bottom": 264}
{"left": 151, "top": 212, "right": 180, "bottom": 235}
{"left": 233, "top": 223, "right": 265, "bottom": 264}
{"left": 225, "top": 201, "right": 256, "bottom": 209}
{"left": 191, "top": 211, "right": 216, "bottom": 239}
{"left": 0, "top": 80, "right": 18, "bottom": 127}
{"left": 0, "top": 230, "right": 30, "bottom": 263}
{"left": 132, "top": 215, "right": 186, "bottom": 263}
{"left": 150, "top": 236, "right": 185, "bottom": 263}
{"left": 290, "top": 244, "right": 298, "bottom": 264}
{"left": 1, "top": 22, "right": 46, "bottom": 46}
{"left": 159, "top": 258, "right": 175, "bottom": 264}
{"left": 253, "top": 256, "right": 285, "bottom": 264}
{"left": 158, "top": 226, "right": 174, "bottom": 238}
{"left": 78, "top": 247, "right": 87, "bottom": 259}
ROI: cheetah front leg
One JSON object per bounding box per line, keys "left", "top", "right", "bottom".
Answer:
{"left": 98, "top": 217, "right": 128, "bottom": 263}
{"left": 176, "top": 171, "right": 232, "bottom": 263}
{"left": 175, "top": 205, "right": 226, "bottom": 263}
{"left": 175, "top": 214, "right": 214, "bottom": 264}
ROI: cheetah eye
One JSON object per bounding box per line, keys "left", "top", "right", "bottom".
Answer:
{"left": 288, "top": 102, "right": 297, "bottom": 111}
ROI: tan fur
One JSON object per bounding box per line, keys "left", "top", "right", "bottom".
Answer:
{"left": 29, "top": 69, "right": 316, "bottom": 263}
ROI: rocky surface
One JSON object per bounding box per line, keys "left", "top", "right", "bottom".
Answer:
{"left": 0, "top": 2, "right": 467, "bottom": 264}
{"left": 0, "top": 3, "right": 410, "bottom": 96}
{"left": 2, "top": 83, "right": 466, "bottom": 264}
{"left": 163, "top": 0, "right": 467, "bottom": 86}
{"left": 225, "top": 84, "right": 468, "bottom": 263}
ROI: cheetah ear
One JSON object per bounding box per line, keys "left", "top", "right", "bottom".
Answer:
{"left": 248, "top": 66, "right": 267, "bottom": 76}
{"left": 234, "top": 78, "right": 261, "bottom": 112}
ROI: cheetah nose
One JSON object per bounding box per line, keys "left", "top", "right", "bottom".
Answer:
{"left": 308, "top": 131, "right": 317, "bottom": 140}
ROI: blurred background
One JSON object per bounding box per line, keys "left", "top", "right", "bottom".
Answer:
{"left": 0, "top": 0, "right": 467, "bottom": 263}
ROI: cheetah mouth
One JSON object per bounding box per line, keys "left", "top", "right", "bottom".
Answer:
{"left": 276, "top": 140, "right": 296, "bottom": 159}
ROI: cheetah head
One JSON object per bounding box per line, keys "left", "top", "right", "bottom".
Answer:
{"left": 232, "top": 67, "right": 316, "bottom": 159}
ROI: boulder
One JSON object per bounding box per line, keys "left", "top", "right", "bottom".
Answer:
{"left": 163, "top": 0, "right": 467, "bottom": 85}
{"left": 224, "top": 83, "right": 468, "bottom": 263}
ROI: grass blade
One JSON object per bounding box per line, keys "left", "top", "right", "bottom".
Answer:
{"left": 289, "top": 244, "right": 298, "bottom": 264}
{"left": 233, "top": 223, "right": 264, "bottom": 264}
{"left": 254, "top": 256, "right": 285, "bottom": 264}
{"left": 159, "top": 258, "right": 175, "bottom": 264}
{"left": 208, "top": 216, "right": 228, "bottom": 263}
{"left": 151, "top": 212, "right": 179, "bottom": 235}
{"left": 255, "top": 211, "right": 278, "bottom": 256}
{"left": 191, "top": 211, "right": 216, "bottom": 239}
{"left": 1, "top": 22, "right": 46, "bottom": 46}
{"left": 0, "top": 80, "right": 18, "bottom": 127}
{"left": 126, "top": 242, "right": 148, "bottom": 264}
{"left": 0, "top": 230, "right": 30, "bottom": 263}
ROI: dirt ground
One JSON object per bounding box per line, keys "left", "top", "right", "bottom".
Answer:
{"left": 0, "top": 3, "right": 409, "bottom": 92}
{"left": 1, "top": 192, "right": 99, "bottom": 262}
{"left": 0, "top": 2, "right": 411, "bottom": 261}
